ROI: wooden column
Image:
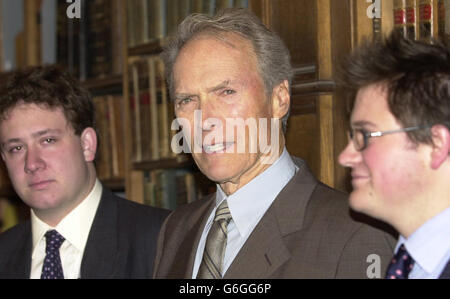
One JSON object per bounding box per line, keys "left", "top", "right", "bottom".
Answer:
{"left": 315, "top": 0, "right": 335, "bottom": 188}
{"left": 24, "top": 0, "right": 42, "bottom": 66}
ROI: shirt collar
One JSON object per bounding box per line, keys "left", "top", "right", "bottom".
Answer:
{"left": 215, "top": 148, "right": 298, "bottom": 238}
{"left": 31, "top": 179, "right": 103, "bottom": 256}
{"left": 398, "top": 206, "right": 450, "bottom": 274}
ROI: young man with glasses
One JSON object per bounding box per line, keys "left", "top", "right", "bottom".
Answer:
{"left": 339, "top": 32, "right": 450, "bottom": 279}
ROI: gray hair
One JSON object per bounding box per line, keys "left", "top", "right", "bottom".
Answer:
{"left": 161, "top": 8, "right": 293, "bottom": 133}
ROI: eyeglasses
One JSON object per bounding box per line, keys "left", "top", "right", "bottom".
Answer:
{"left": 348, "top": 126, "right": 431, "bottom": 151}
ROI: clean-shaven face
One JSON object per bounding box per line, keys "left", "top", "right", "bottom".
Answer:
{"left": 338, "top": 84, "right": 430, "bottom": 226}
{"left": 0, "top": 103, "right": 94, "bottom": 221}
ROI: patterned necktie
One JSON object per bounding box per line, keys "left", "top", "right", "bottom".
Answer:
{"left": 197, "top": 200, "right": 232, "bottom": 279}
{"left": 385, "top": 244, "right": 415, "bottom": 279}
{"left": 41, "top": 230, "right": 65, "bottom": 279}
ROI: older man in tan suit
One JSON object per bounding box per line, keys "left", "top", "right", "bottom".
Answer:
{"left": 153, "top": 8, "right": 395, "bottom": 279}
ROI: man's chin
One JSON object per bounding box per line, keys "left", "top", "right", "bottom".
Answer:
{"left": 197, "top": 164, "right": 236, "bottom": 185}
{"left": 348, "top": 188, "right": 379, "bottom": 217}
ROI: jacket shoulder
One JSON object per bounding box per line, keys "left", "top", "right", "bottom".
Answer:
{"left": 0, "top": 221, "right": 30, "bottom": 259}
{"left": 306, "top": 182, "right": 396, "bottom": 249}
{"left": 111, "top": 192, "right": 171, "bottom": 228}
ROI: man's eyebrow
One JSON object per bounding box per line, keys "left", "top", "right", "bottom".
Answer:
{"left": 351, "top": 120, "right": 378, "bottom": 129}
{"left": 173, "top": 93, "right": 196, "bottom": 101}
{"left": 0, "top": 129, "right": 62, "bottom": 148}
{"left": 1, "top": 138, "right": 21, "bottom": 149}
{"left": 31, "top": 129, "right": 63, "bottom": 138}
{"left": 174, "top": 80, "right": 233, "bottom": 100}
{"left": 206, "top": 80, "right": 231, "bottom": 93}
{"left": 1, "top": 129, "right": 63, "bottom": 148}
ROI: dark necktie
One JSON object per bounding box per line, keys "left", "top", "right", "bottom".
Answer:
{"left": 41, "top": 230, "right": 65, "bottom": 279}
{"left": 197, "top": 200, "right": 232, "bottom": 279}
{"left": 385, "top": 244, "right": 415, "bottom": 279}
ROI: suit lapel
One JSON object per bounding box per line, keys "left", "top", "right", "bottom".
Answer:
{"left": 224, "top": 157, "right": 318, "bottom": 278}
{"left": 439, "top": 259, "right": 450, "bottom": 279}
{"left": 80, "top": 188, "right": 119, "bottom": 279}
{"left": 224, "top": 210, "right": 291, "bottom": 278}
{"left": 168, "top": 198, "right": 215, "bottom": 278}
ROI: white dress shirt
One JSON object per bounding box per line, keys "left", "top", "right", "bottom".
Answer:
{"left": 30, "top": 179, "right": 102, "bottom": 279}
{"left": 192, "top": 148, "right": 298, "bottom": 278}
{"left": 395, "top": 206, "right": 450, "bottom": 279}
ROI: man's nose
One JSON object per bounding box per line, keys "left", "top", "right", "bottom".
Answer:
{"left": 24, "top": 147, "right": 45, "bottom": 173}
{"left": 199, "top": 96, "right": 219, "bottom": 131}
{"left": 338, "top": 140, "right": 362, "bottom": 168}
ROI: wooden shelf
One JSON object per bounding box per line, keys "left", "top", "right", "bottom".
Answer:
{"left": 128, "top": 39, "right": 164, "bottom": 57}
{"left": 81, "top": 74, "right": 123, "bottom": 95}
{"left": 132, "top": 156, "right": 194, "bottom": 171}
{"left": 100, "top": 177, "right": 126, "bottom": 191}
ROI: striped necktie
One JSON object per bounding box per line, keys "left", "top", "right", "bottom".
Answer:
{"left": 197, "top": 200, "right": 232, "bottom": 279}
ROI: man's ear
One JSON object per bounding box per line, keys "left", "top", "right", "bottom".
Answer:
{"left": 271, "top": 80, "right": 290, "bottom": 119}
{"left": 430, "top": 124, "right": 450, "bottom": 169}
{"left": 80, "top": 127, "right": 97, "bottom": 162}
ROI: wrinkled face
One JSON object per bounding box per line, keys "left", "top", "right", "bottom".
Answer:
{"left": 338, "top": 84, "right": 428, "bottom": 224}
{"left": 0, "top": 103, "right": 95, "bottom": 219}
{"left": 173, "top": 34, "right": 281, "bottom": 189}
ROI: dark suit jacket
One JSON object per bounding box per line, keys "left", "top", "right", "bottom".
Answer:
{"left": 0, "top": 187, "right": 170, "bottom": 279}
{"left": 153, "top": 157, "right": 396, "bottom": 278}
{"left": 439, "top": 260, "right": 450, "bottom": 279}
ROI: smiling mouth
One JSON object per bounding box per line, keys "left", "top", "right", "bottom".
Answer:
{"left": 203, "top": 142, "right": 234, "bottom": 153}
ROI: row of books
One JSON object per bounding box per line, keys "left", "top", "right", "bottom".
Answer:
{"left": 128, "top": 56, "right": 176, "bottom": 162}
{"left": 142, "top": 168, "right": 217, "bottom": 210}
{"left": 143, "top": 169, "right": 197, "bottom": 210}
{"left": 57, "top": 0, "right": 123, "bottom": 80}
{"left": 127, "top": 0, "right": 249, "bottom": 47}
{"left": 93, "top": 95, "right": 126, "bottom": 181}
{"left": 392, "top": 0, "right": 450, "bottom": 41}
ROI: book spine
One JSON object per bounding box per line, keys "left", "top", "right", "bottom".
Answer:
{"left": 373, "top": 17, "right": 382, "bottom": 41}
{"left": 156, "top": 58, "right": 170, "bottom": 158}
{"left": 406, "top": 0, "right": 419, "bottom": 39}
{"left": 419, "top": 0, "right": 435, "bottom": 41}
{"left": 131, "top": 64, "right": 143, "bottom": 161}
{"left": 148, "top": 57, "right": 161, "bottom": 160}
{"left": 438, "top": 0, "right": 446, "bottom": 38}
{"left": 446, "top": 0, "right": 450, "bottom": 37}
{"left": 93, "top": 96, "right": 112, "bottom": 180}
{"left": 394, "top": 0, "right": 408, "bottom": 37}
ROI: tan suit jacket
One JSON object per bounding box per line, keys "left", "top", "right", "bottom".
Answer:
{"left": 153, "top": 157, "right": 396, "bottom": 278}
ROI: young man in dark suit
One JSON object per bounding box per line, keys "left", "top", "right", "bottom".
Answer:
{"left": 339, "top": 33, "right": 450, "bottom": 279}
{"left": 0, "top": 66, "right": 170, "bottom": 279}
{"left": 153, "top": 8, "right": 395, "bottom": 279}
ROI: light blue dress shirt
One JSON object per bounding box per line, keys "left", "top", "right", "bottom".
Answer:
{"left": 192, "top": 148, "right": 298, "bottom": 278}
{"left": 396, "top": 206, "right": 450, "bottom": 279}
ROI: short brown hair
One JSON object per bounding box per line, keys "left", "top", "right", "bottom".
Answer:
{"left": 339, "top": 31, "right": 450, "bottom": 145}
{"left": 0, "top": 65, "right": 94, "bottom": 136}
{"left": 161, "top": 8, "right": 293, "bottom": 133}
